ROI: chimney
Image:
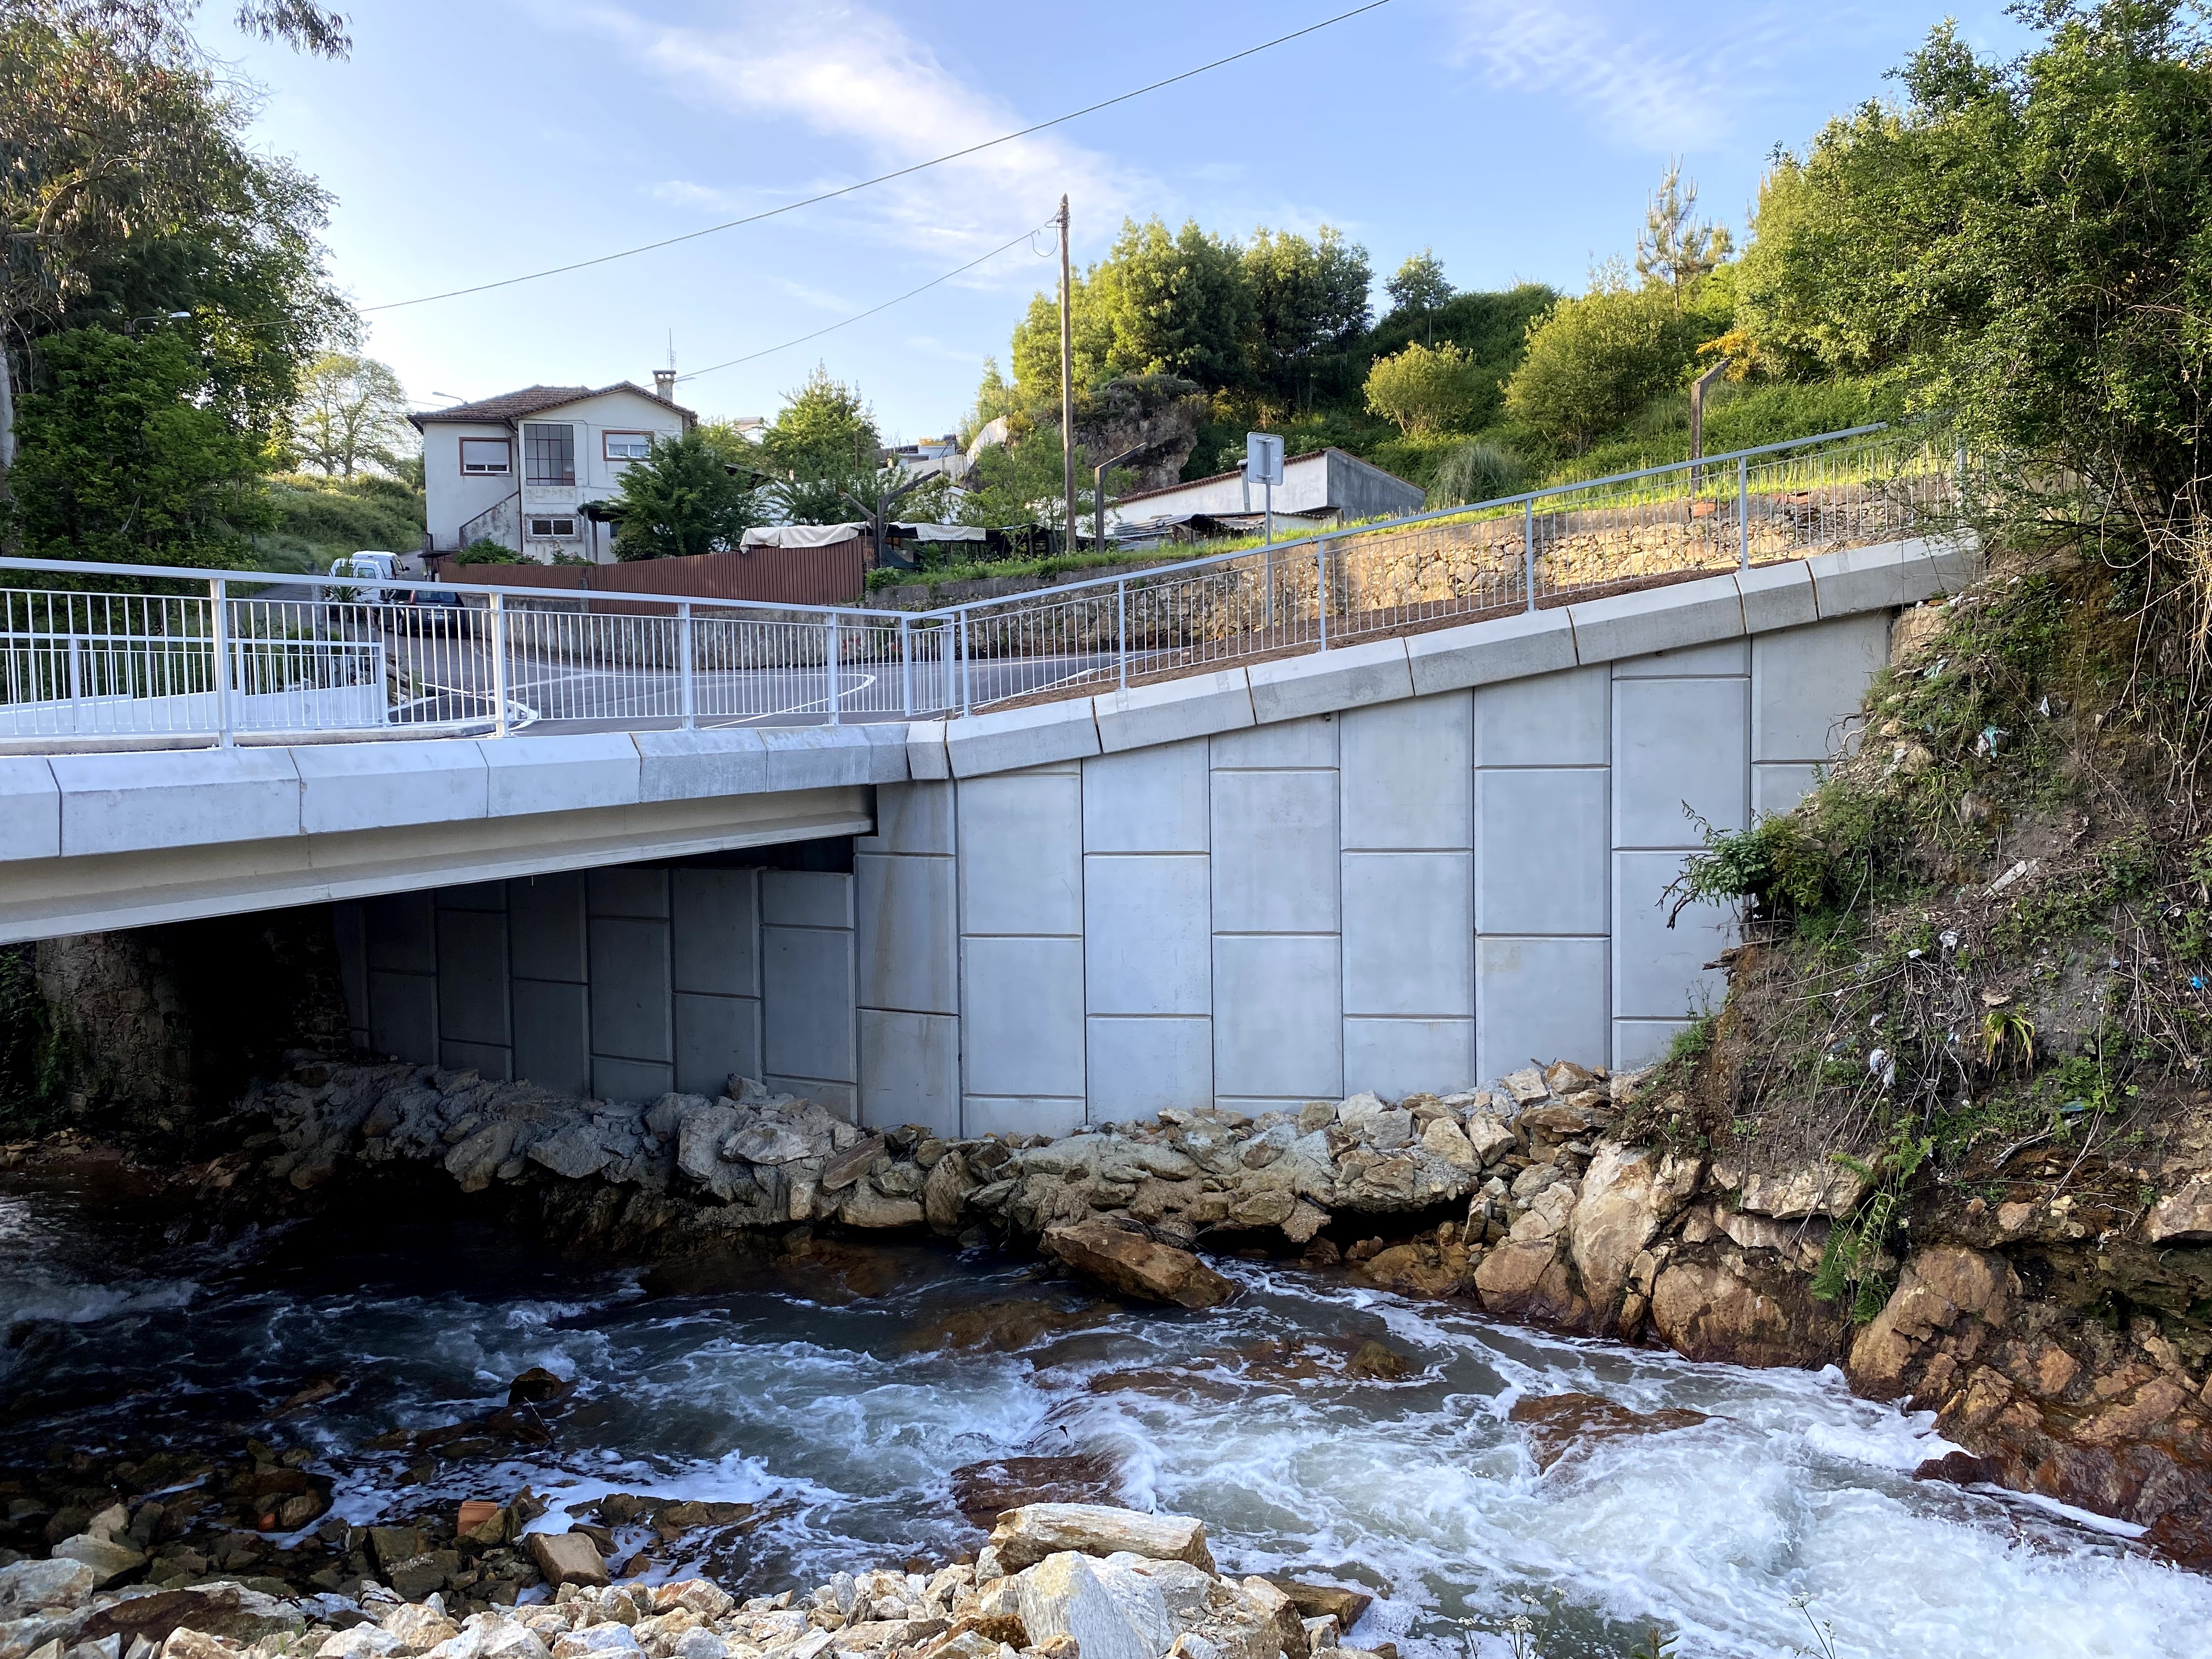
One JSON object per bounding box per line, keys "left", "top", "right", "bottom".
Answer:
{"left": 653, "top": 368, "right": 678, "bottom": 402}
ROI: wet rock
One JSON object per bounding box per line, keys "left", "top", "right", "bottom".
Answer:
{"left": 2145, "top": 1174, "right": 2212, "bottom": 1243}
{"left": 1649, "top": 1254, "right": 1846, "bottom": 1368}
{"left": 49, "top": 1538, "right": 142, "bottom": 1590}
{"left": 1566, "top": 1144, "right": 1701, "bottom": 1330}
{"left": 525, "top": 1535, "right": 607, "bottom": 1590}
{"left": 0, "top": 1562, "right": 96, "bottom": 1615}
{"left": 1345, "top": 1341, "right": 1409, "bottom": 1381}
{"left": 1506, "top": 1392, "right": 1711, "bottom": 1471}
{"left": 949, "top": 1454, "right": 1125, "bottom": 1528}
{"left": 1268, "top": 1584, "right": 1370, "bottom": 1634}
{"left": 987, "top": 1505, "right": 1216, "bottom": 1575}
{"left": 1848, "top": 1246, "right": 2017, "bottom": 1401}
{"left": 1041, "top": 1223, "right": 1234, "bottom": 1311}
{"left": 839, "top": 1186, "right": 924, "bottom": 1229}
{"left": 77, "top": 1585, "right": 305, "bottom": 1647}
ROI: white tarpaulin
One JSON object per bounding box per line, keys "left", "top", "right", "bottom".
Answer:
{"left": 892, "top": 522, "right": 987, "bottom": 541}
{"left": 738, "top": 523, "right": 866, "bottom": 549}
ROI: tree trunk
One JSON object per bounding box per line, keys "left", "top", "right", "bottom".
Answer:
{"left": 0, "top": 328, "right": 16, "bottom": 487}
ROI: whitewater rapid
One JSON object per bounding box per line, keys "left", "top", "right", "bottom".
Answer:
{"left": 1, "top": 1183, "right": 2202, "bottom": 1659}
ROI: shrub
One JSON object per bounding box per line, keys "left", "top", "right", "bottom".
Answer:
{"left": 1363, "top": 341, "right": 1489, "bottom": 436}
{"left": 454, "top": 539, "right": 520, "bottom": 565}
{"left": 1503, "top": 285, "right": 1705, "bottom": 449}
{"left": 1428, "top": 441, "right": 1526, "bottom": 505}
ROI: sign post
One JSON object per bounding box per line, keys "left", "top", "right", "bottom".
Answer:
{"left": 1246, "top": 432, "right": 1284, "bottom": 546}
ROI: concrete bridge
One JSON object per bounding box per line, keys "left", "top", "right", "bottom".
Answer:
{"left": 0, "top": 537, "right": 1971, "bottom": 1137}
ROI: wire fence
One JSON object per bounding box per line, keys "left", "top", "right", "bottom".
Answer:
{"left": 0, "top": 422, "right": 1962, "bottom": 746}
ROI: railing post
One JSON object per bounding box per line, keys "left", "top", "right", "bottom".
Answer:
{"left": 678, "top": 601, "right": 695, "bottom": 730}
{"left": 1737, "top": 454, "right": 1751, "bottom": 572}
{"left": 489, "top": 591, "right": 510, "bottom": 738}
{"left": 1116, "top": 579, "right": 1128, "bottom": 689}
{"left": 900, "top": 614, "right": 913, "bottom": 717}
{"left": 1523, "top": 499, "right": 1537, "bottom": 613}
{"left": 1262, "top": 546, "right": 1274, "bottom": 630}
{"left": 958, "top": 610, "right": 972, "bottom": 717}
{"left": 1316, "top": 540, "right": 1329, "bottom": 652}
{"left": 210, "top": 578, "right": 234, "bottom": 747}
{"left": 826, "top": 611, "right": 842, "bottom": 725}
{"left": 67, "top": 632, "right": 82, "bottom": 705}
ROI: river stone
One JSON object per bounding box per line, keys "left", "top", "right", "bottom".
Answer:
{"left": 550, "top": 1630, "right": 637, "bottom": 1659}
{"left": 78, "top": 1584, "right": 305, "bottom": 1647}
{"left": 1567, "top": 1144, "right": 1701, "bottom": 1327}
{"left": 820, "top": 1136, "right": 885, "bottom": 1193}
{"left": 1041, "top": 1222, "right": 1235, "bottom": 1311}
{"left": 528, "top": 1122, "right": 616, "bottom": 1182}
{"left": 381, "top": 1605, "right": 459, "bottom": 1654}
{"left": 1235, "top": 1577, "right": 1308, "bottom": 1659}
{"left": 48, "top": 1538, "right": 143, "bottom": 1590}
{"left": 318, "top": 1632, "right": 402, "bottom": 1659}
{"left": 988, "top": 1504, "right": 1216, "bottom": 1574}
{"left": 840, "top": 1185, "right": 924, "bottom": 1229}
{"left": 674, "top": 1107, "right": 748, "bottom": 1201}
{"left": 1011, "top": 1553, "right": 1161, "bottom": 1659}
{"left": 0, "top": 1562, "right": 96, "bottom": 1615}
{"left": 526, "top": 1533, "right": 609, "bottom": 1590}
{"left": 1271, "top": 1583, "right": 1373, "bottom": 1633}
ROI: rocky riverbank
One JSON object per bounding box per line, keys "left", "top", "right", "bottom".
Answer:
{"left": 0, "top": 1500, "right": 1387, "bottom": 1659}
{"left": 19, "top": 1049, "right": 2212, "bottom": 1571}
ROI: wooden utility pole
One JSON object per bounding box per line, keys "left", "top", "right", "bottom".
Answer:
{"left": 1058, "top": 195, "right": 1076, "bottom": 552}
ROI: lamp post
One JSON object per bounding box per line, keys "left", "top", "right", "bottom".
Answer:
{"left": 1091, "top": 445, "right": 1146, "bottom": 560}
{"left": 123, "top": 311, "right": 191, "bottom": 336}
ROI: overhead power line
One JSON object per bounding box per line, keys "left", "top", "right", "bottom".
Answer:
{"left": 360, "top": 1, "right": 1393, "bottom": 314}
{"left": 675, "top": 219, "right": 1055, "bottom": 384}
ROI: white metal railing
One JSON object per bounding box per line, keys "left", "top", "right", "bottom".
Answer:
{"left": 0, "top": 422, "right": 1961, "bottom": 746}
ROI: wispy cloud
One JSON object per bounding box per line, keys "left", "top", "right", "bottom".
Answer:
{"left": 1437, "top": 0, "right": 1808, "bottom": 152}
{"left": 551, "top": 1, "right": 1142, "bottom": 269}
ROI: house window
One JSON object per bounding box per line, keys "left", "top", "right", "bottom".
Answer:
{"left": 528, "top": 516, "right": 579, "bottom": 539}
{"left": 604, "top": 431, "right": 653, "bottom": 461}
{"left": 459, "top": 437, "right": 510, "bottom": 475}
{"left": 523, "top": 422, "right": 575, "bottom": 484}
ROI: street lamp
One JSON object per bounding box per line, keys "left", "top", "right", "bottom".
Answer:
{"left": 1091, "top": 445, "right": 1146, "bottom": 558}
{"left": 122, "top": 311, "right": 192, "bottom": 335}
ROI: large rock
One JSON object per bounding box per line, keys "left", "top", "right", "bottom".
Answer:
{"left": 674, "top": 1105, "right": 748, "bottom": 1201}
{"left": 2146, "top": 1174, "right": 2212, "bottom": 1242}
{"left": 988, "top": 1505, "right": 1216, "bottom": 1574}
{"left": 840, "top": 1185, "right": 924, "bottom": 1229}
{"left": 528, "top": 1121, "right": 616, "bottom": 1181}
{"left": 1847, "top": 1246, "right": 2017, "bottom": 1401}
{"left": 1010, "top": 1554, "right": 1165, "bottom": 1659}
{"left": 76, "top": 1583, "right": 308, "bottom": 1646}
{"left": 0, "top": 1561, "right": 96, "bottom": 1615}
{"left": 1650, "top": 1254, "right": 1847, "bottom": 1368}
{"left": 48, "top": 1535, "right": 144, "bottom": 1589}
{"left": 1714, "top": 1159, "right": 1868, "bottom": 1221}
{"left": 724, "top": 1123, "right": 815, "bottom": 1165}
{"left": 1567, "top": 1145, "right": 1700, "bottom": 1328}
{"left": 526, "top": 1532, "right": 610, "bottom": 1589}
{"left": 1041, "top": 1222, "right": 1234, "bottom": 1310}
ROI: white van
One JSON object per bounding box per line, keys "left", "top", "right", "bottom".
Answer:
{"left": 326, "top": 551, "right": 421, "bottom": 605}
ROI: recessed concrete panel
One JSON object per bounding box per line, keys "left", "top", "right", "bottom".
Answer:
{"left": 594, "top": 1056, "right": 675, "bottom": 1104}
{"left": 1476, "top": 935, "right": 1610, "bottom": 1077}
{"left": 675, "top": 991, "right": 761, "bottom": 1096}
{"left": 364, "top": 890, "right": 436, "bottom": 975}
{"left": 860, "top": 1009, "right": 961, "bottom": 1136}
{"left": 1210, "top": 716, "right": 1336, "bottom": 771}
{"left": 1210, "top": 770, "right": 1339, "bottom": 934}
{"left": 1342, "top": 1017, "right": 1475, "bottom": 1099}
{"left": 439, "top": 1039, "right": 511, "bottom": 1081}
{"left": 1615, "top": 1017, "right": 1699, "bottom": 1073}
{"left": 1084, "top": 855, "right": 1211, "bottom": 1015}
{"left": 588, "top": 915, "right": 673, "bottom": 1063}
{"left": 672, "top": 868, "right": 760, "bottom": 998}
{"left": 1081, "top": 741, "right": 1209, "bottom": 853}
{"left": 1471, "top": 665, "right": 1610, "bottom": 769}
{"left": 514, "top": 978, "right": 590, "bottom": 1097}
{"left": 858, "top": 780, "right": 956, "bottom": 855}
{"left": 1476, "top": 769, "right": 1609, "bottom": 936}
{"left": 0, "top": 757, "right": 60, "bottom": 862}
{"left": 435, "top": 908, "right": 510, "bottom": 1048}
{"left": 508, "top": 872, "right": 586, "bottom": 983}
{"left": 856, "top": 853, "right": 957, "bottom": 1014}
{"left": 762, "top": 868, "right": 853, "bottom": 930}
{"left": 1610, "top": 636, "right": 1749, "bottom": 679}
{"left": 367, "top": 969, "right": 437, "bottom": 1064}
{"left": 1341, "top": 851, "right": 1472, "bottom": 1017}
{"left": 964, "top": 1097, "right": 1087, "bottom": 1140}
{"left": 1612, "top": 678, "right": 1749, "bottom": 849}
{"left": 1212, "top": 934, "right": 1343, "bottom": 1100}
{"left": 958, "top": 771, "right": 1084, "bottom": 936}
{"left": 436, "top": 881, "right": 505, "bottom": 912}
{"left": 762, "top": 924, "right": 856, "bottom": 1084}
{"left": 1753, "top": 613, "right": 1889, "bottom": 763}
{"left": 1754, "top": 762, "right": 1825, "bottom": 819}
{"left": 961, "top": 935, "right": 1086, "bottom": 1099}
{"left": 1087, "top": 1017, "right": 1212, "bottom": 1121}
{"left": 1341, "top": 695, "right": 1472, "bottom": 850}
{"left": 589, "top": 867, "right": 670, "bottom": 920}
{"left": 1613, "top": 850, "right": 1735, "bottom": 1023}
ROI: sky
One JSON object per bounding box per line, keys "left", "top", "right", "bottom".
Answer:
{"left": 213, "top": 0, "right": 2030, "bottom": 442}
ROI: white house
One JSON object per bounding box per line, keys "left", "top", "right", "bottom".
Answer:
{"left": 1104, "top": 446, "right": 1424, "bottom": 538}
{"left": 410, "top": 375, "right": 695, "bottom": 562}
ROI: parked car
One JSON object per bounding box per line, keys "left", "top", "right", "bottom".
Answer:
{"left": 392, "top": 587, "right": 474, "bottom": 634}
{"left": 325, "top": 551, "right": 422, "bottom": 606}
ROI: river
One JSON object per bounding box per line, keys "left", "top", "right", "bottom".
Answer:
{"left": 2, "top": 1171, "right": 2204, "bottom": 1659}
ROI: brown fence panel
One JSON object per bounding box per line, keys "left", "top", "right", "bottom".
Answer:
{"left": 435, "top": 562, "right": 588, "bottom": 592}
{"left": 435, "top": 541, "right": 867, "bottom": 608}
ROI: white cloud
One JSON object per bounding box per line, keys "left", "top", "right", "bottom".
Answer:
{"left": 1438, "top": 0, "right": 1800, "bottom": 151}
{"left": 554, "top": 1, "right": 1143, "bottom": 270}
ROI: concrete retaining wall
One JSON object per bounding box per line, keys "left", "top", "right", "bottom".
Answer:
{"left": 338, "top": 539, "right": 1971, "bottom": 1138}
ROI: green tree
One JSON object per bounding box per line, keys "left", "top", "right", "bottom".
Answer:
{"left": 287, "top": 352, "right": 411, "bottom": 478}
{"left": 1384, "top": 248, "right": 1453, "bottom": 318}
{"left": 1503, "top": 282, "right": 1707, "bottom": 448}
{"left": 1635, "top": 157, "right": 1734, "bottom": 311}
{"left": 760, "top": 365, "right": 879, "bottom": 479}
{"left": 1090, "top": 217, "right": 1252, "bottom": 390}
{"left": 5, "top": 325, "right": 272, "bottom": 566}
{"left": 1243, "top": 224, "right": 1372, "bottom": 410}
{"left": 1364, "top": 341, "right": 1489, "bottom": 436}
{"left": 609, "top": 428, "right": 762, "bottom": 560}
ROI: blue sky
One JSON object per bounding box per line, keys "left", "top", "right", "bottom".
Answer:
{"left": 218, "top": 1, "right": 2027, "bottom": 441}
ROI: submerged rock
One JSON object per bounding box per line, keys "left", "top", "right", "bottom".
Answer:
{"left": 1042, "top": 1222, "right": 1235, "bottom": 1311}
{"left": 1506, "top": 1392, "right": 1711, "bottom": 1471}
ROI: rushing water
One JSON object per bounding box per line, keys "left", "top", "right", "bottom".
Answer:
{"left": 2, "top": 1173, "right": 2205, "bottom": 1659}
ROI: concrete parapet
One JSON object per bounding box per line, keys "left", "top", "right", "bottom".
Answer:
{"left": 634, "top": 729, "right": 769, "bottom": 800}
{"left": 1407, "top": 607, "right": 1577, "bottom": 695}
{"left": 1247, "top": 636, "right": 1413, "bottom": 724}
{"left": 1569, "top": 572, "right": 1745, "bottom": 666}
{"left": 1735, "top": 560, "right": 1820, "bottom": 635}
{"left": 944, "top": 698, "right": 1101, "bottom": 777}
{"left": 295, "top": 739, "right": 488, "bottom": 834}
{"left": 482, "top": 731, "right": 640, "bottom": 816}
{"left": 1093, "top": 668, "right": 1254, "bottom": 753}
{"left": 49, "top": 746, "right": 299, "bottom": 855}
{"left": 0, "top": 757, "right": 60, "bottom": 861}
